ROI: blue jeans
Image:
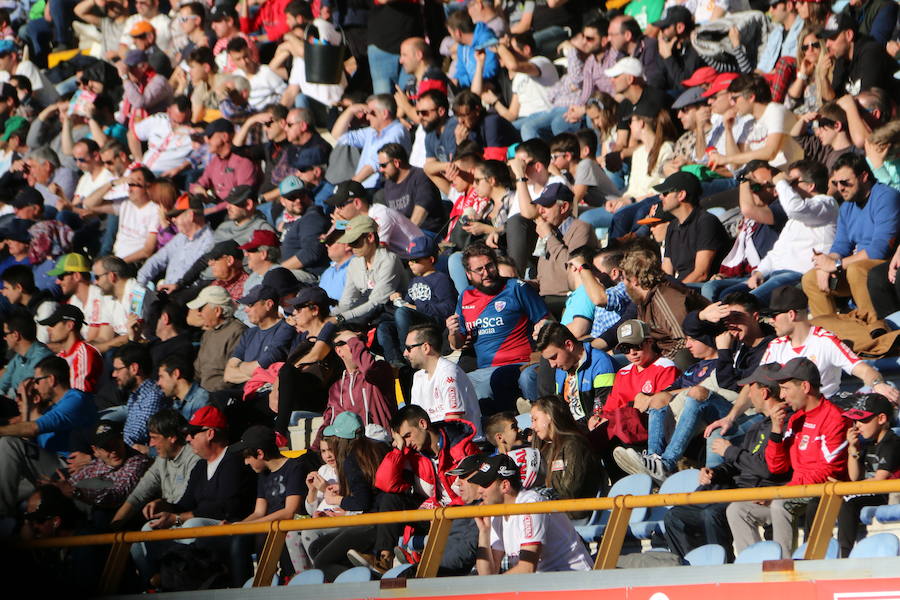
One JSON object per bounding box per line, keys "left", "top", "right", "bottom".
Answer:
{"left": 367, "top": 45, "right": 409, "bottom": 95}
{"left": 714, "top": 270, "right": 803, "bottom": 304}
{"left": 705, "top": 412, "right": 764, "bottom": 468}
{"left": 468, "top": 364, "right": 524, "bottom": 416}
{"left": 648, "top": 393, "right": 732, "bottom": 472}
{"left": 700, "top": 276, "right": 749, "bottom": 301}
{"left": 518, "top": 363, "right": 539, "bottom": 402}
{"left": 518, "top": 106, "right": 582, "bottom": 141}
{"left": 609, "top": 196, "right": 659, "bottom": 239}
{"left": 578, "top": 206, "right": 614, "bottom": 229}
{"left": 375, "top": 306, "right": 434, "bottom": 365}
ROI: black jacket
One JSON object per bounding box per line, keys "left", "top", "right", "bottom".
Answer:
{"left": 171, "top": 447, "right": 256, "bottom": 520}
{"left": 710, "top": 415, "right": 792, "bottom": 489}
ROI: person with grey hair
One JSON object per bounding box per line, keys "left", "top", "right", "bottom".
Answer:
{"left": 186, "top": 285, "right": 247, "bottom": 392}
{"left": 14, "top": 146, "right": 73, "bottom": 209}
{"left": 330, "top": 93, "right": 411, "bottom": 189}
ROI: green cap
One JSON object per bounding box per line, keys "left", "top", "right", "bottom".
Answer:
{"left": 47, "top": 253, "right": 91, "bottom": 277}
{"left": 322, "top": 411, "right": 363, "bottom": 439}
{"left": 0, "top": 116, "right": 27, "bottom": 142}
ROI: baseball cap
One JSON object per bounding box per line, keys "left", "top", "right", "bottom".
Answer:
{"left": 92, "top": 421, "right": 124, "bottom": 449}
{"left": 37, "top": 304, "right": 84, "bottom": 327}
{"left": 681, "top": 66, "right": 718, "bottom": 88}
{"left": 278, "top": 175, "right": 308, "bottom": 199}
{"left": 701, "top": 72, "right": 739, "bottom": 98}
{"left": 0, "top": 116, "right": 27, "bottom": 143}
{"left": 672, "top": 86, "right": 707, "bottom": 110}
{"left": 123, "top": 49, "right": 148, "bottom": 67}
{"left": 506, "top": 447, "right": 544, "bottom": 489}
{"left": 261, "top": 267, "right": 301, "bottom": 297}
{"left": 225, "top": 185, "right": 254, "bottom": 206}
{"left": 206, "top": 239, "right": 243, "bottom": 261}
{"left": 326, "top": 180, "right": 367, "bottom": 208}
{"left": 533, "top": 182, "right": 574, "bottom": 207}
{"left": 129, "top": 21, "right": 155, "bottom": 36}
{"left": 186, "top": 405, "right": 228, "bottom": 434}
{"left": 210, "top": 4, "right": 238, "bottom": 21}
{"left": 166, "top": 193, "right": 204, "bottom": 217}
{"left": 0, "top": 218, "right": 32, "bottom": 243}
{"left": 605, "top": 57, "right": 643, "bottom": 79}
{"left": 771, "top": 356, "right": 821, "bottom": 388}
{"left": 323, "top": 411, "right": 363, "bottom": 439}
{"left": 47, "top": 253, "right": 91, "bottom": 277}
{"left": 12, "top": 187, "right": 44, "bottom": 209}
{"left": 291, "top": 145, "right": 329, "bottom": 172}
{"left": 400, "top": 235, "right": 437, "bottom": 261}
{"left": 653, "top": 171, "right": 702, "bottom": 199}
{"left": 843, "top": 393, "right": 895, "bottom": 421}
{"left": 652, "top": 5, "right": 693, "bottom": 29}
{"left": 737, "top": 362, "right": 782, "bottom": 387}
{"left": 467, "top": 454, "right": 521, "bottom": 488}
{"left": 336, "top": 215, "right": 377, "bottom": 244}
{"left": 288, "top": 286, "right": 335, "bottom": 309}
{"left": 230, "top": 424, "right": 280, "bottom": 455}
{"left": 616, "top": 319, "right": 651, "bottom": 348}
{"left": 205, "top": 118, "right": 234, "bottom": 138}
{"left": 636, "top": 211, "right": 675, "bottom": 227}
{"left": 760, "top": 285, "right": 808, "bottom": 317}
{"left": 239, "top": 229, "right": 281, "bottom": 251}
{"left": 0, "top": 39, "right": 16, "bottom": 55}
{"left": 447, "top": 453, "right": 489, "bottom": 477}
{"left": 186, "top": 285, "right": 232, "bottom": 309}
{"left": 238, "top": 284, "right": 279, "bottom": 306}
{"left": 818, "top": 11, "right": 856, "bottom": 40}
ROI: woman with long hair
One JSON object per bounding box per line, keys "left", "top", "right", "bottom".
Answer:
{"left": 531, "top": 395, "right": 605, "bottom": 521}
{"left": 148, "top": 179, "right": 179, "bottom": 249}
{"left": 785, "top": 26, "right": 826, "bottom": 115}
{"left": 607, "top": 108, "right": 677, "bottom": 214}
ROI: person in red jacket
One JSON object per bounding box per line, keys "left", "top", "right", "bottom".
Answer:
{"left": 764, "top": 357, "right": 849, "bottom": 553}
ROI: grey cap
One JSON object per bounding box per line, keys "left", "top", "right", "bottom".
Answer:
{"left": 672, "top": 86, "right": 706, "bottom": 110}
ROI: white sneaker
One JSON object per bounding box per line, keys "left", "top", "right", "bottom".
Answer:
{"left": 613, "top": 448, "right": 671, "bottom": 483}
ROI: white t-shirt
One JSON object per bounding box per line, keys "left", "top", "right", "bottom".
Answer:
{"left": 134, "top": 114, "right": 193, "bottom": 174}
{"left": 508, "top": 174, "right": 569, "bottom": 219}
{"left": 490, "top": 489, "right": 593, "bottom": 572}
{"left": 236, "top": 65, "right": 288, "bottom": 111}
{"left": 367, "top": 203, "right": 423, "bottom": 255}
{"left": 103, "top": 278, "right": 148, "bottom": 336}
{"left": 74, "top": 168, "right": 115, "bottom": 205}
{"left": 760, "top": 326, "right": 861, "bottom": 397}
{"left": 119, "top": 14, "right": 174, "bottom": 56}
{"left": 113, "top": 200, "right": 160, "bottom": 259}
{"left": 67, "top": 284, "right": 106, "bottom": 337}
{"left": 511, "top": 57, "right": 558, "bottom": 118}
{"left": 745, "top": 102, "right": 802, "bottom": 168}
{"left": 411, "top": 357, "right": 483, "bottom": 440}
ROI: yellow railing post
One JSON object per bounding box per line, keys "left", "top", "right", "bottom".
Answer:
{"left": 803, "top": 483, "right": 843, "bottom": 560}
{"left": 594, "top": 495, "right": 633, "bottom": 570}
{"left": 415, "top": 508, "right": 453, "bottom": 579}
{"left": 253, "top": 522, "right": 287, "bottom": 586}
{"left": 98, "top": 531, "right": 132, "bottom": 595}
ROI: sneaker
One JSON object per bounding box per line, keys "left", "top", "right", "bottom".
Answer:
{"left": 347, "top": 549, "right": 388, "bottom": 575}
{"left": 613, "top": 447, "right": 671, "bottom": 483}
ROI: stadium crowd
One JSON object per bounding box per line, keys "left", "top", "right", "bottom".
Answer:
{"left": 2, "top": 0, "right": 900, "bottom": 591}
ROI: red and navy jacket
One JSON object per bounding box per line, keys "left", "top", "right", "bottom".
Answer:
{"left": 766, "top": 397, "right": 849, "bottom": 485}
{"left": 375, "top": 419, "right": 478, "bottom": 507}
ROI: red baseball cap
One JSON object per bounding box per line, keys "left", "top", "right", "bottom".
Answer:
{"left": 701, "top": 72, "right": 739, "bottom": 98}
{"left": 187, "top": 406, "right": 228, "bottom": 432}
{"left": 682, "top": 66, "right": 717, "bottom": 88}
{"left": 239, "top": 229, "right": 281, "bottom": 251}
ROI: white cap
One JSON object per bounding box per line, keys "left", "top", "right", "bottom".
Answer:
{"left": 186, "top": 285, "right": 232, "bottom": 309}
{"left": 605, "top": 56, "right": 643, "bottom": 79}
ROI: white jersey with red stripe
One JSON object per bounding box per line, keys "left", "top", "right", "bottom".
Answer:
{"left": 760, "top": 326, "right": 861, "bottom": 397}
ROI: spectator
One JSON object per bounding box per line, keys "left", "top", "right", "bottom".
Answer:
{"left": 113, "top": 342, "right": 167, "bottom": 451}
{"left": 186, "top": 286, "right": 247, "bottom": 393}
{"left": 757, "top": 0, "right": 803, "bottom": 73}
{"left": 406, "top": 323, "right": 483, "bottom": 437}
{"left": 327, "top": 180, "right": 423, "bottom": 255}
{"left": 471, "top": 453, "right": 593, "bottom": 574}
{"left": 484, "top": 412, "right": 525, "bottom": 454}
{"left": 1, "top": 265, "right": 58, "bottom": 343}
{"left": 226, "top": 37, "right": 286, "bottom": 112}
{"left": 571, "top": 247, "right": 635, "bottom": 350}
{"left": 132, "top": 97, "right": 195, "bottom": 177}
{"left": 0, "top": 310, "right": 53, "bottom": 398}
{"left": 443, "top": 90, "right": 520, "bottom": 163}
{"left": 88, "top": 255, "right": 146, "bottom": 353}
{"left": 205, "top": 241, "right": 249, "bottom": 306}
{"left": 126, "top": 21, "right": 172, "bottom": 78}
{"left": 233, "top": 106, "right": 291, "bottom": 201}
{"left": 319, "top": 229, "right": 354, "bottom": 302}
{"left": 238, "top": 229, "right": 280, "bottom": 292}
{"left": 657, "top": 7, "right": 703, "bottom": 91}
{"left": 608, "top": 15, "right": 664, "bottom": 90}
{"left": 39, "top": 305, "right": 103, "bottom": 393}
{"left": 0, "top": 355, "right": 96, "bottom": 517}
{"left": 395, "top": 37, "right": 450, "bottom": 125}
{"left": 70, "top": 139, "right": 114, "bottom": 207}
{"left": 210, "top": 4, "right": 258, "bottom": 73}
{"left": 819, "top": 12, "right": 897, "bottom": 100}
{"left": 136, "top": 194, "right": 214, "bottom": 287}
{"left": 225, "top": 285, "right": 295, "bottom": 385}
{"left": 790, "top": 103, "right": 856, "bottom": 170}
{"left": 276, "top": 178, "right": 329, "bottom": 277}
{"left": 117, "top": 49, "right": 173, "bottom": 120}
{"left": 378, "top": 143, "right": 444, "bottom": 235}
{"left": 157, "top": 356, "right": 209, "bottom": 422}
{"left": 445, "top": 10, "right": 498, "bottom": 89}
{"left": 85, "top": 166, "right": 160, "bottom": 264}
{"left": 192, "top": 120, "right": 261, "bottom": 208}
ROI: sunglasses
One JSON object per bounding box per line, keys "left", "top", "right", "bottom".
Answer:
{"left": 831, "top": 178, "right": 854, "bottom": 188}
{"left": 133, "top": 33, "right": 149, "bottom": 39}
{"left": 23, "top": 512, "right": 52, "bottom": 523}
{"left": 178, "top": 15, "right": 198, "bottom": 22}
{"left": 416, "top": 108, "right": 435, "bottom": 116}
{"left": 74, "top": 156, "right": 90, "bottom": 163}
{"left": 801, "top": 42, "right": 820, "bottom": 51}
{"left": 617, "top": 343, "right": 642, "bottom": 353}
{"left": 404, "top": 342, "right": 425, "bottom": 352}
{"left": 377, "top": 162, "right": 390, "bottom": 169}
{"left": 128, "top": 183, "right": 148, "bottom": 188}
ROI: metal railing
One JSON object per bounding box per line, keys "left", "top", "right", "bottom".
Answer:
{"left": 22, "top": 478, "right": 900, "bottom": 595}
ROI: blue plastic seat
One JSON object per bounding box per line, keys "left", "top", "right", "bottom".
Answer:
{"left": 735, "top": 540, "right": 783, "bottom": 564}
{"left": 684, "top": 543, "right": 726, "bottom": 566}
{"left": 574, "top": 473, "right": 653, "bottom": 543}
{"left": 849, "top": 533, "right": 900, "bottom": 558}
{"left": 630, "top": 469, "right": 700, "bottom": 539}
{"left": 860, "top": 505, "right": 880, "bottom": 525}
{"left": 242, "top": 573, "right": 279, "bottom": 587}
{"left": 792, "top": 538, "right": 839, "bottom": 559}
{"left": 288, "top": 569, "right": 325, "bottom": 586}
{"left": 382, "top": 564, "right": 415, "bottom": 579}
{"left": 333, "top": 566, "right": 373, "bottom": 583}
{"left": 874, "top": 504, "right": 900, "bottom": 523}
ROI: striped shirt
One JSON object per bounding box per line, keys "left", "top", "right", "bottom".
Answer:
{"left": 58, "top": 339, "right": 103, "bottom": 393}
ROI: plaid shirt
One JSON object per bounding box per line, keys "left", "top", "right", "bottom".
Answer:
{"left": 123, "top": 380, "right": 168, "bottom": 446}
{"left": 70, "top": 452, "right": 153, "bottom": 508}
{"left": 590, "top": 282, "right": 633, "bottom": 338}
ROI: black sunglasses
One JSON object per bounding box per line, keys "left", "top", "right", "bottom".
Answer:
{"left": 405, "top": 342, "right": 425, "bottom": 352}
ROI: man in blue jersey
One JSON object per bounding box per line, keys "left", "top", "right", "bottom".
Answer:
{"left": 447, "top": 243, "right": 549, "bottom": 415}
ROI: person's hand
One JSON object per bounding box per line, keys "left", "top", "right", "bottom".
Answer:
{"left": 446, "top": 313, "right": 461, "bottom": 336}
{"left": 887, "top": 40, "right": 900, "bottom": 58}
{"left": 568, "top": 254, "right": 586, "bottom": 269}
{"left": 474, "top": 48, "right": 487, "bottom": 65}
{"left": 704, "top": 416, "right": 734, "bottom": 438}
{"left": 710, "top": 437, "right": 731, "bottom": 456}
{"left": 715, "top": 329, "right": 734, "bottom": 350}
{"left": 389, "top": 292, "right": 402, "bottom": 302}
{"left": 454, "top": 121, "right": 470, "bottom": 145}
{"left": 847, "top": 424, "right": 859, "bottom": 449}
{"left": 485, "top": 231, "right": 500, "bottom": 248}
{"left": 812, "top": 251, "right": 838, "bottom": 273}
{"left": 443, "top": 161, "right": 460, "bottom": 183}
{"left": 816, "top": 50, "right": 834, "bottom": 74}
{"left": 532, "top": 318, "right": 549, "bottom": 341}
{"left": 889, "top": 251, "right": 900, "bottom": 285}
{"left": 148, "top": 512, "right": 177, "bottom": 529}
{"left": 699, "top": 302, "right": 729, "bottom": 323}
{"left": 323, "top": 484, "right": 341, "bottom": 504}
{"left": 126, "top": 313, "right": 143, "bottom": 341}
{"left": 564, "top": 105, "right": 585, "bottom": 123}
{"left": 157, "top": 283, "right": 179, "bottom": 294}
{"left": 391, "top": 430, "right": 406, "bottom": 451}
{"left": 814, "top": 268, "right": 831, "bottom": 292}
{"left": 39, "top": 470, "right": 74, "bottom": 497}
{"left": 707, "top": 150, "right": 726, "bottom": 168}
{"left": 698, "top": 467, "right": 714, "bottom": 485}
{"left": 115, "top": 60, "right": 129, "bottom": 78}
{"left": 657, "top": 33, "right": 676, "bottom": 59}
{"left": 474, "top": 515, "right": 492, "bottom": 533}
{"left": 462, "top": 221, "right": 491, "bottom": 236}
{"left": 633, "top": 393, "right": 651, "bottom": 412}
{"left": 481, "top": 89, "right": 498, "bottom": 106}
{"left": 605, "top": 196, "right": 628, "bottom": 213}
{"left": 744, "top": 271, "right": 762, "bottom": 290}
{"left": 132, "top": 443, "right": 149, "bottom": 455}
{"left": 769, "top": 402, "right": 787, "bottom": 434}
{"left": 66, "top": 451, "right": 92, "bottom": 473}
{"left": 873, "top": 382, "right": 900, "bottom": 404}
{"left": 534, "top": 216, "right": 551, "bottom": 239}
{"left": 143, "top": 499, "right": 163, "bottom": 521}
{"left": 509, "top": 157, "right": 526, "bottom": 179}
{"left": 587, "top": 414, "right": 603, "bottom": 431}
{"left": 728, "top": 26, "right": 741, "bottom": 49}
{"left": 865, "top": 138, "right": 890, "bottom": 169}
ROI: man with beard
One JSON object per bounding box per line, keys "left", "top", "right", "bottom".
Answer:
{"left": 234, "top": 104, "right": 294, "bottom": 201}
{"left": 378, "top": 143, "right": 444, "bottom": 235}
{"left": 656, "top": 6, "right": 702, "bottom": 92}
{"left": 447, "top": 243, "right": 549, "bottom": 412}
{"left": 277, "top": 177, "right": 329, "bottom": 278}
{"left": 85, "top": 167, "right": 160, "bottom": 264}
{"left": 801, "top": 153, "right": 900, "bottom": 321}
{"left": 88, "top": 255, "right": 146, "bottom": 354}
{"left": 421, "top": 90, "right": 454, "bottom": 180}
{"left": 818, "top": 11, "right": 898, "bottom": 100}
{"left": 114, "top": 343, "right": 167, "bottom": 452}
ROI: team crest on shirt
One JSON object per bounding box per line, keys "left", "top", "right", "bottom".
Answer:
{"left": 642, "top": 381, "right": 653, "bottom": 394}
{"left": 697, "top": 366, "right": 708, "bottom": 378}
{"left": 799, "top": 434, "right": 809, "bottom": 450}
{"left": 494, "top": 301, "right": 506, "bottom": 312}
{"left": 447, "top": 377, "right": 455, "bottom": 384}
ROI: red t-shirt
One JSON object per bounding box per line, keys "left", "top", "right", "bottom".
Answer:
{"left": 604, "top": 357, "right": 679, "bottom": 415}
{"left": 59, "top": 340, "right": 103, "bottom": 393}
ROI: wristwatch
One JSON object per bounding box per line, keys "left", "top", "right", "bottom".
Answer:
{"left": 517, "top": 177, "right": 528, "bottom": 183}
{"left": 834, "top": 258, "right": 843, "bottom": 271}
{"left": 174, "top": 514, "right": 183, "bottom": 526}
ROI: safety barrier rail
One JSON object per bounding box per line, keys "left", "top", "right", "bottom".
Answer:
{"left": 21, "top": 478, "right": 900, "bottom": 595}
